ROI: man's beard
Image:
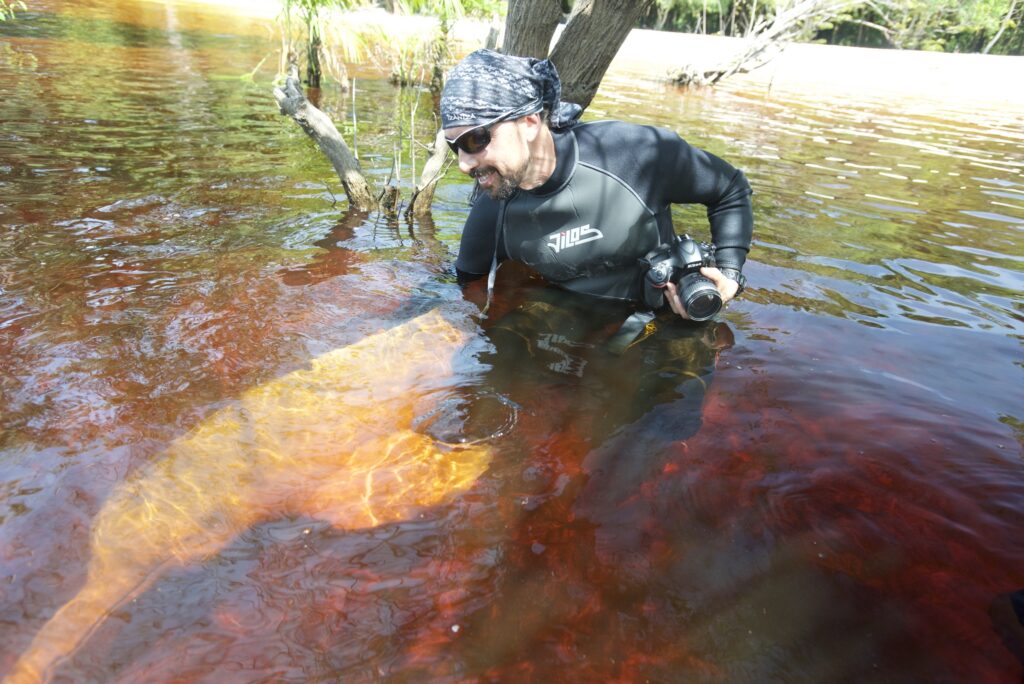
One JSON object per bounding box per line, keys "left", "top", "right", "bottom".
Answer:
{"left": 490, "top": 174, "right": 520, "bottom": 200}
{"left": 474, "top": 162, "right": 527, "bottom": 201}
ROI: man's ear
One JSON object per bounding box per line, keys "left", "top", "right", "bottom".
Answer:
{"left": 519, "top": 112, "right": 544, "bottom": 143}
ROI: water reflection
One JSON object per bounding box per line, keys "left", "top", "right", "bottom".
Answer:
{"left": 2, "top": 0, "right": 1023, "bottom": 682}
{"left": 478, "top": 273, "right": 730, "bottom": 440}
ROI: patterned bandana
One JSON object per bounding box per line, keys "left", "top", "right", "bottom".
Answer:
{"left": 440, "top": 49, "right": 583, "bottom": 131}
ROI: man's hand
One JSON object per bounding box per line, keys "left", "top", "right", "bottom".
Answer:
{"left": 664, "top": 267, "right": 740, "bottom": 320}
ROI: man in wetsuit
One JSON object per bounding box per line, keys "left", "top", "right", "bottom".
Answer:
{"left": 441, "top": 49, "right": 753, "bottom": 320}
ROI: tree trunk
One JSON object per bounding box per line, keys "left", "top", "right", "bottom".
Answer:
{"left": 273, "top": 65, "right": 377, "bottom": 212}
{"left": 549, "top": 0, "right": 653, "bottom": 108}
{"left": 502, "top": 0, "right": 564, "bottom": 58}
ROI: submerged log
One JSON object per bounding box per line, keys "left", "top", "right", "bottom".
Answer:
{"left": 671, "top": 63, "right": 753, "bottom": 87}
{"left": 273, "top": 64, "right": 377, "bottom": 212}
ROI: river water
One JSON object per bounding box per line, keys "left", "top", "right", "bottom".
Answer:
{"left": 1, "top": 1, "right": 1022, "bottom": 682}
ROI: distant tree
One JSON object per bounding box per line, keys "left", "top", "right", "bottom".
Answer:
{"left": 640, "top": 0, "right": 787, "bottom": 36}
{"left": 982, "top": 0, "right": 1021, "bottom": 53}
{"left": 642, "top": 0, "right": 1023, "bottom": 56}
{"left": 817, "top": 0, "right": 1023, "bottom": 54}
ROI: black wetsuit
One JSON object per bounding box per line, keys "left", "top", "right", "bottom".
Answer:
{"left": 455, "top": 120, "right": 753, "bottom": 303}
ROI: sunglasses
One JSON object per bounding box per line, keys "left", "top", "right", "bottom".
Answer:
{"left": 445, "top": 116, "right": 509, "bottom": 155}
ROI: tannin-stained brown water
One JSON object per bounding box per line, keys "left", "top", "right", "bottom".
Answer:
{"left": 2, "top": 1, "right": 1022, "bottom": 682}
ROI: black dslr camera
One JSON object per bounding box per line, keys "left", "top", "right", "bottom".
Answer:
{"left": 641, "top": 235, "right": 722, "bottom": 321}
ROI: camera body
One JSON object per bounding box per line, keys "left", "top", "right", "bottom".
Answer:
{"left": 641, "top": 235, "right": 722, "bottom": 321}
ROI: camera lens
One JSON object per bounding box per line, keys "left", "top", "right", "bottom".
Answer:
{"left": 679, "top": 274, "right": 722, "bottom": 321}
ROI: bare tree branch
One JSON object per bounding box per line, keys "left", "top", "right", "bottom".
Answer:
{"left": 838, "top": 17, "right": 893, "bottom": 40}
{"left": 673, "top": 0, "right": 859, "bottom": 86}
{"left": 273, "top": 64, "right": 377, "bottom": 212}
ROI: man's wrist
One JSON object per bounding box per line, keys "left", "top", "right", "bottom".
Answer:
{"left": 719, "top": 267, "right": 746, "bottom": 296}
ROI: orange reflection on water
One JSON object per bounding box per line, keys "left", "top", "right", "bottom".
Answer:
{"left": 4, "top": 310, "right": 491, "bottom": 684}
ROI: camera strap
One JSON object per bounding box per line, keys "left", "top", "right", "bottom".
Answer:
{"left": 481, "top": 200, "right": 509, "bottom": 316}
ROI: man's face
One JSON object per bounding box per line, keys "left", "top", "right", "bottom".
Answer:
{"left": 444, "top": 118, "right": 530, "bottom": 200}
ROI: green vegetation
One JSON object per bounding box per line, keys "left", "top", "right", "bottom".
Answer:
{"left": 641, "top": 0, "right": 1023, "bottom": 54}
{"left": 280, "top": 0, "right": 364, "bottom": 87}
{"left": 1, "top": 0, "right": 27, "bottom": 22}
{"left": 820, "top": 0, "right": 1023, "bottom": 54}
{"left": 390, "top": 0, "right": 504, "bottom": 15}
{"left": 643, "top": 0, "right": 781, "bottom": 37}
{"left": 276, "top": 0, "right": 505, "bottom": 89}
{"left": 383, "top": 0, "right": 504, "bottom": 91}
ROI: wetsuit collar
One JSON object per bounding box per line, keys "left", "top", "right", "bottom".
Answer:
{"left": 527, "top": 127, "right": 577, "bottom": 196}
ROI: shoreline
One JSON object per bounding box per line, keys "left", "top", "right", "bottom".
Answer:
{"left": 598, "top": 28, "right": 1024, "bottom": 110}
{"left": 162, "top": 0, "right": 1024, "bottom": 110}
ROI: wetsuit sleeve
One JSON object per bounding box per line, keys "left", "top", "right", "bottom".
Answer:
{"left": 454, "top": 194, "right": 502, "bottom": 283}
{"left": 654, "top": 129, "right": 754, "bottom": 271}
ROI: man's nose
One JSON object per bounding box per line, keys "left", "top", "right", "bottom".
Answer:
{"left": 457, "top": 149, "right": 479, "bottom": 175}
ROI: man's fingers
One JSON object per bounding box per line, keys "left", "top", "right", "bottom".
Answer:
{"left": 665, "top": 282, "right": 689, "bottom": 319}
{"left": 700, "top": 266, "right": 738, "bottom": 303}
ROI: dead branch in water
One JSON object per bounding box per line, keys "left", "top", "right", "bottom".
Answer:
{"left": 273, "top": 62, "right": 450, "bottom": 220}
{"left": 273, "top": 63, "right": 377, "bottom": 212}
{"left": 672, "top": 0, "right": 858, "bottom": 86}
